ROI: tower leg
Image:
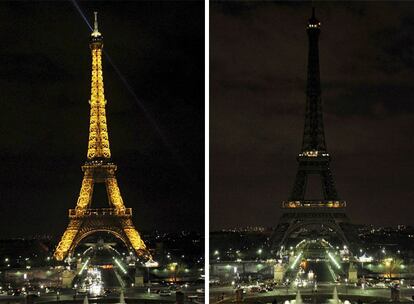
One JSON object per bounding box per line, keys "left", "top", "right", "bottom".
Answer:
{"left": 76, "top": 175, "right": 94, "bottom": 211}
{"left": 121, "top": 218, "right": 150, "bottom": 258}
{"left": 321, "top": 169, "right": 338, "bottom": 199}
{"left": 290, "top": 170, "right": 307, "bottom": 200}
{"left": 54, "top": 219, "right": 81, "bottom": 261}
{"left": 106, "top": 177, "right": 126, "bottom": 212}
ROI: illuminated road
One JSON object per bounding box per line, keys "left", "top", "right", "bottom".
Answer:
{"left": 0, "top": 284, "right": 204, "bottom": 303}
{"left": 74, "top": 244, "right": 132, "bottom": 290}
{"left": 286, "top": 239, "right": 346, "bottom": 284}
{"left": 210, "top": 284, "right": 414, "bottom": 303}
{"left": 101, "top": 268, "right": 125, "bottom": 288}
{"left": 306, "top": 261, "right": 336, "bottom": 282}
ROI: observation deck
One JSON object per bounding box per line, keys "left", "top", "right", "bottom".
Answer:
{"left": 282, "top": 200, "right": 346, "bottom": 209}
{"left": 69, "top": 208, "right": 132, "bottom": 218}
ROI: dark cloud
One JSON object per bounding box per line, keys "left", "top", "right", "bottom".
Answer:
{"left": 211, "top": 2, "right": 414, "bottom": 229}
{"left": 323, "top": 82, "right": 414, "bottom": 117}
{"left": 373, "top": 17, "right": 414, "bottom": 72}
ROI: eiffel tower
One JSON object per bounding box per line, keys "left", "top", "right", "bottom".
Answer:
{"left": 54, "top": 13, "right": 151, "bottom": 262}
{"left": 271, "top": 9, "right": 357, "bottom": 251}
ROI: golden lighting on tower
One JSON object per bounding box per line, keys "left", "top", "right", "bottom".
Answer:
{"left": 87, "top": 46, "right": 111, "bottom": 159}
{"left": 54, "top": 12, "right": 150, "bottom": 262}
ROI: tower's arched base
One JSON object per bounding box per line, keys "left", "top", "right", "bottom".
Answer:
{"left": 271, "top": 208, "right": 359, "bottom": 254}
{"left": 54, "top": 208, "right": 150, "bottom": 261}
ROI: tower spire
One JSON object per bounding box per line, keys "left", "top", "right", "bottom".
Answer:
{"left": 94, "top": 11, "right": 98, "bottom": 32}
{"left": 91, "top": 11, "right": 101, "bottom": 38}
{"left": 302, "top": 7, "right": 325, "bottom": 154}
{"left": 87, "top": 12, "right": 110, "bottom": 159}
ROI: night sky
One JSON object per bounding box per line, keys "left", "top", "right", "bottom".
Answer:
{"left": 0, "top": 1, "right": 204, "bottom": 237}
{"left": 211, "top": 2, "right": 414, "bottom": 229}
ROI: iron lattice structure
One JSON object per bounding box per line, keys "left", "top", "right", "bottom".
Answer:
{"left": 271, "top": 9, "right": 357, "bottom": 250}
{"left": 54, "top": 13, "right": 151, "bottom": 261}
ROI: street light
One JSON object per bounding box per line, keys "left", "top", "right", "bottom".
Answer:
{"left": 169, "top": 262, "right": 178, "bottom": 283}
{"left": 345, "top": 278, "right": 348, "bottom": 294}
{"left": 144, "top": 260, "right": 159, "bottom": 286}
{"left": 286, "top": 278, "right": 289, "bottom": 294}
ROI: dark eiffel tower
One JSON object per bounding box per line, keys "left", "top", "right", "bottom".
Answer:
{"left": 271, "top": 9, "right": 357, "bottom": 251}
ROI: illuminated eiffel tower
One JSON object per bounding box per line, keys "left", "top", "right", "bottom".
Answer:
{"left": 54, "top": 13, "right": 151, "bottom": 261}
{"left": 271, "top": 9, "right": 358, "bottom": 251}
